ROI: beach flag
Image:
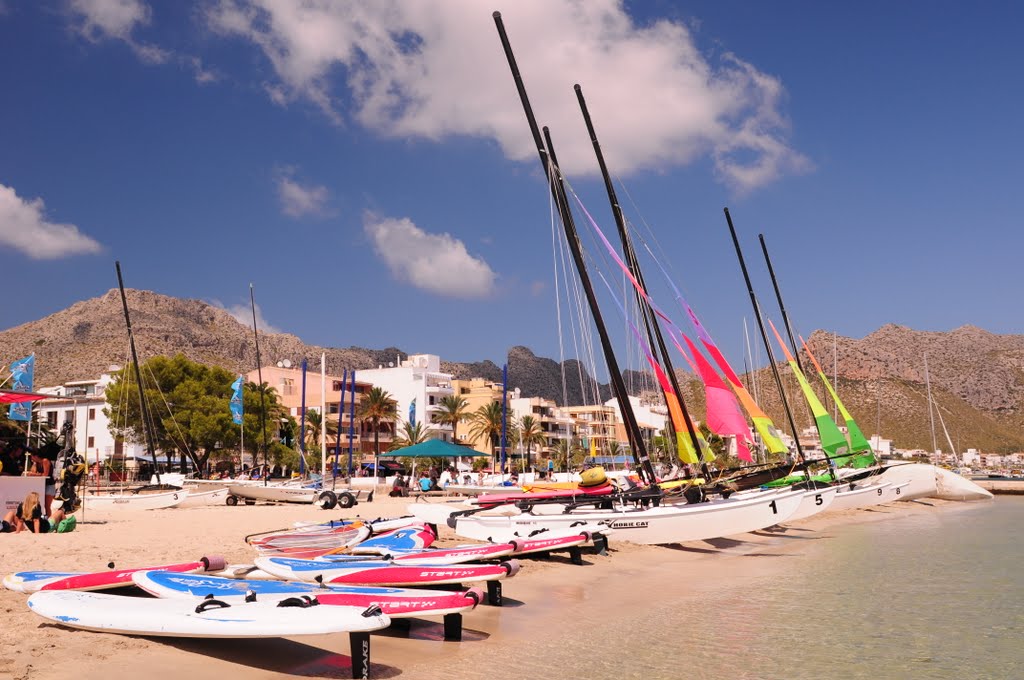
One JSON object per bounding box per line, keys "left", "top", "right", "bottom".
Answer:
{"left": 409, "top": 398, "right": 416, "bottom": 427}
{"left": 229, "top": 375, "right": 244, "bottom": 425}
{"left": 8, "top": 354, "right": 35, "bottom": 421}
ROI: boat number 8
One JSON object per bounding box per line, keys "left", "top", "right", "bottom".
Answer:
{"left": 768, "top": 500, "right": 778, "bottom": 514}
{"left": 895, "top": 488, "right": 901, "bottom": 495}
{"left": 814, "top": 494, "right": 823, "bottom": 506}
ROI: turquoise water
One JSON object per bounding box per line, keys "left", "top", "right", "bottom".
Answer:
{"left": 429, "top": 498, "right": 1020, "bottom": 679}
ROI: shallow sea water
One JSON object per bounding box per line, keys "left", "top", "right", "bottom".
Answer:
{"left": 437, "top": 497, "right": 1020, "bottom": 680}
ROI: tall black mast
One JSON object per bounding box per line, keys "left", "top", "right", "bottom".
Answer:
{"left": 250, "top": 284, "right": 269, "bottom": 486}
{"left": 722, "top": 209, "right": 807, "bottom": 467}
{"left": 759, "top": 234, "right": 805, "bottom": 375}
{"left": 492, "top": 11, "right": 657, "bottom": 487}
{"left": 115, "top": 262, "right": 161, "bottom": 485}
{"left": 759, "top": 233, "right": 837, "bottom": 479}
{"left": 574, "top": 83, "right": 706, "bottom": 478}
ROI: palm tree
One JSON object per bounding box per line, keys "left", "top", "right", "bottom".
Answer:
{"left": 358, "top": 387, "right": 397, "bottom": 479}
{"left": 519, "top": 415, "right": 544, "bottom": 472}
{"left": 433, "top": 395, "right": 470, "bottom": 443}
{"left": 468, "top": 401, "right": 503, "bottom": 473}
{"left": 391, "top": 421, "right": 432, "bottom": 450}
{"left": 304, "top": 409, "right": 323, "bottom": 447}
{"left": 552, "top": 437, "right": 583, "bottom": 473}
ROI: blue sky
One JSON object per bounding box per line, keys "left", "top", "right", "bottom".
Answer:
{"left": 1, "top": 1, "right": 1021, "bottom": 379}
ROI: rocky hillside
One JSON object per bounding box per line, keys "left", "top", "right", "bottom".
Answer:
{"left": 2, "top": 291, "right": 1022, "bottom": 452}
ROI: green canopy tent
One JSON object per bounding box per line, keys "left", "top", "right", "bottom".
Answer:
{"left": 381, "top": 439, "right": 478, "bottom": 486}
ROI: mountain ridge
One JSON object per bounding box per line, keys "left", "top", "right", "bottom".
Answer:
{"left": 2, "top": 289, "right": 1022, "bottom": 452}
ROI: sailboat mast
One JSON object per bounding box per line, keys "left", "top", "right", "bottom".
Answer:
{"left": 924, "top": 353, "right": 937, "bottom": 454}
{"left": 574, "top": 83, "right": 706, "bottom": 477}
{"left": 722, "top": 210, "right": 806, "bottom": 465}
{"left": 250, "top": 284, "right": 269, "bottom": 485}
{"left": 114, "top": 262, "right": 161, "bottom": 485}
{"left": 491, "top": 11, "right": 656, "bottom": 486}
{"left": 758, "top": 234, "right": 838, "bottom": 478}
{"left": 543, "top": 126, "right": 656, "bottom": 484}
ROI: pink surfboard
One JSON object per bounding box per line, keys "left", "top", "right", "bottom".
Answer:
{"left": 511, "top": 533, "right": 591, "bottom": 556}
{"left": 35, "top": 556, "right": 227, "bottom": 592}
{"left": 255, "top": 556, "right": 520, "bottom": 587}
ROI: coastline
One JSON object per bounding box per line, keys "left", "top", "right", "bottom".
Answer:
{"left": 0, "top": 494, "right": 967, "bottom": 680}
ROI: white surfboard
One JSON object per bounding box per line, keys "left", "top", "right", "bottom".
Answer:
{"left": 27, "top": 590, "right": 391, "bottom": 638}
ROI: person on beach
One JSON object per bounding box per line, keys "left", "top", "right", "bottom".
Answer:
{"left": 24, "top": 449, "right": 55, "bottom": 515}
{"left": 390, "top": 475, "right": 409, "bottom": 497}
{"left": 1, "top": 491, "right": 65, "bottom": 534}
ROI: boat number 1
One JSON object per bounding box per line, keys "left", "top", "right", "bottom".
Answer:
{"left": 814, "top": 494, "right": 823, "bottom": 506}
{"left": 769, "top": 500, "right": 777, "bottom": 514}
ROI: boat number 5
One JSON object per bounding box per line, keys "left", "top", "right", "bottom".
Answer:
{"left": 814, "top": 494, "right": 823, "bottom": 506}
{"left": 768, "top": 500, "right": 778, "bottom": 514}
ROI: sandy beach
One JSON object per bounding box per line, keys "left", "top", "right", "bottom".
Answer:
{"left": 0, "top": 491, "right": 961, "bottom": 680}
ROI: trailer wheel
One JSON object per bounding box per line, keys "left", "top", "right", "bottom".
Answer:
{"left": 338, "top": 492, "right": 356, "bottom": 509}
{"left": 317, "top": 491, "right": 338, "bottom": 510}
{"left": 226, "top": 495, "right": 239, "bottom": 506}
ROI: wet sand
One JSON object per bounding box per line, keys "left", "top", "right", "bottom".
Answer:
{"left": 0, "top": 491, "right": 958, "bottom": 680}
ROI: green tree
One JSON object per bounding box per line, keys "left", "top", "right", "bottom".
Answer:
{"left": 359, "top": 387, "right": 397, "bottom": 476}
{"left": 433, "top": 394, "right": 470, "bottom": 443}
{"left": 391, "top": 421, "right": 432, "bottom": 450}
{"left": 552, "top": 437, "right": 585, "bottom": 472}
{"left": 519, "top": 415, "right": 544, "bottom": 471}
{"left": 468, "top": 401, "right": 503, "bottom": 472}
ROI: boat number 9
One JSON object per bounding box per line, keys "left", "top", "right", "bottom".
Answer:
{"left": 814, "top": 494, "right": 823, "bottom": 506}
{"left": 768, "top": 500, "right": 778, "bottom": 514}
{"left": 877, "top": 488, "right": 883, "bottom": 496}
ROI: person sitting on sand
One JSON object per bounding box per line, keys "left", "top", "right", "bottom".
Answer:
{"left": 390, "top": 475, "right": 409, "bottom": 497}
{"left": 419, "top": 473, "right": 432, "bottom": 493}
{"left": 24, "top": 450, "right": 55, "bottom": 515}
{"left": 1, "top": 491, "right": 65, "bottom": 534}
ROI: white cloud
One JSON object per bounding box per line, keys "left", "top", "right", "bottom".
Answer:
{"left": 276, "top": 169, "right": 331, "bottom": 218}
{"left": 210, "top": 298, "right": 282, "bottom": 334}
{"left": 364, "top": 214, "right": 496, "bottom": 299}
{"left": 0, "top": 183, "right": 103, "bottom": 259}
{"left": 67, "top": 0, "right": 170, "bottom": 63}
{"left": 205, "top": 0, "right": 809, "bottom": 191}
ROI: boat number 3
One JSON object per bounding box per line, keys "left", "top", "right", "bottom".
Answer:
{"left": 814, "top": 494, "right": 823, "bottom": 506}
{"left": 768, "top": 500, "right": 778, "bottom": 514}
{"left": 173, "top": 493, "right": 179, "bottom": 500}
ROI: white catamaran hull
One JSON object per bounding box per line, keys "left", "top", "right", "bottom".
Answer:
{"left": 83, "top": 489, "right": 187, "bottom": 510}
{"left": 448, "top": 488, "right": 806, "bottom": 545}
{"left": 826, "top": 481, "right": 892, "bottom": 512}
{"left": 877, "top": 463, "right": 992, "bottom": 502}
{"left": 177, "top": 487, "right": 230, "bottom": 507}
{"left": 784, "top": 486, "right": 840, "bottom": 522}
{"left": 227, "top": 484, "right": 318, "bottom": 504}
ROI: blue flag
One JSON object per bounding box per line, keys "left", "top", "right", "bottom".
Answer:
{"left": 408, "top": 398, "right": 416, "bottom": 427}
{"left": 229, "top": 376, "right": 244, "bottom": 425}
{"left": 8, "top": 354, "right": 35, "bottom": 422}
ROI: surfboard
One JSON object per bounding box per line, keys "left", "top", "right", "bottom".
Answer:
{"left": 254, "top": 556, "right": 520, "bottom": 586}
{"left": 133, "top": 571, "right": 483, "bottom": 618}
{"left": 4, "top": 556, "right": 227, "bottom": 594}
{"left": 248, "top": 524, "right": 371, "bottom": 555}
{"left": 274, "top": 525, "right": 437, "bottom": 559}
{"left": 318, "top": 542, "right": 518, "bottom": 566}
{"left": 27, "top": 590, "right": 391, "bottom": 638}
{"left": 510, "top": 532, "right": 593, "bottom": 556}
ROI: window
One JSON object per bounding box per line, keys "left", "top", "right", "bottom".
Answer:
{"left": 64, "top": 411, "right": 75, "bottom": 425}
{"left": 47, "top": 412, "right": 57, "bottom": 428}
{"left": 87, "top": 436, "right": 95, "bottom": 448}
{"left": 332, "top": 381, "right": 343, "bottom": 391}
{"left": 89, "top": 408, "right": 96, "bottom": 420}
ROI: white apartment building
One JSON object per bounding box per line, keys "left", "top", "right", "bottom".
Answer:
{"left": 35, "top": 371, "right": 147, "bottom": 464}
{"left": 509, "top": 396, "right": 573, "bottom": 455}
{"left": 357, "top": 354, "right": 455, "bottom": 440}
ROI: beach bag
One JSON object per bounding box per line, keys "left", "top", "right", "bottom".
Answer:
{"left": 55, "top": 515, "right": 77, "bottom": 533}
